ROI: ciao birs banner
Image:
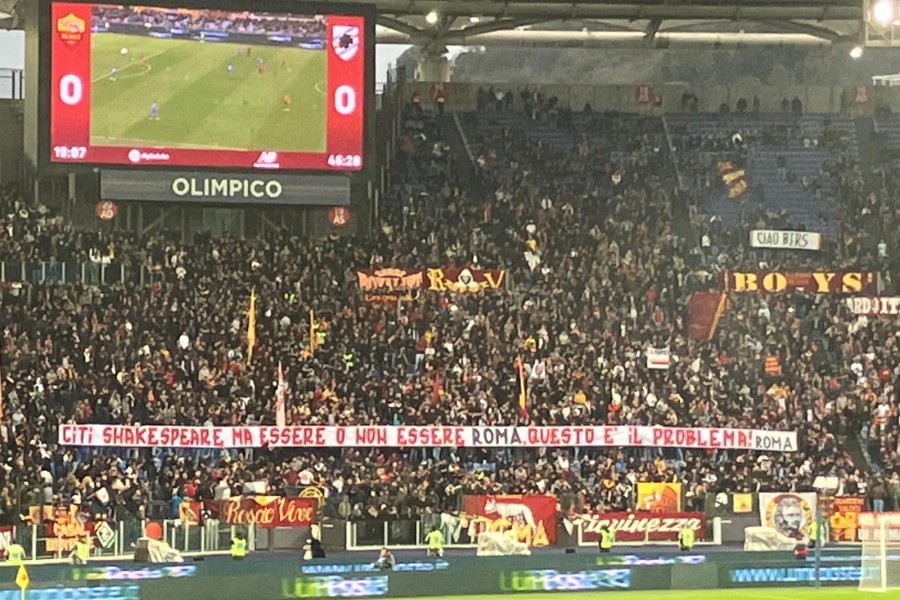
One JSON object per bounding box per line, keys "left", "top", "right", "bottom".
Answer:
{"left": 222, "top": 496, "right": 316, "bottom": 528}
{"left": 59, "top": 425, "right": 798, "bottom": 451}
{"left": 829, "top": 496, "right": 865, "bottom": 542}
{"left": 724, "top": 270, "right": 879, "bottom": 294}
{"left": 462, "top": 495, "right": 556, "bottom": 546}
{"left": 579, "top": 512, "right": 705, "bottom": 543}
{"left": 636, "top": 483, "right": 682, "bottom": 513}
{"left": 845, "top": 297, "right": 900, "bottom": 316}
{"left": 758, "top": 492, "right": 818, "bottom": 540}
{"left": 749, "top": 230, "right": 822, "bottom": 251}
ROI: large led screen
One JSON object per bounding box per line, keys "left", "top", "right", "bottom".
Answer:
{"left": 47, "top": 1, "right": 368, "bottom": 171}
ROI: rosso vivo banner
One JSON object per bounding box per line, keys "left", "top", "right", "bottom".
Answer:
{"left": 749, "top": 230, "right": 822, "bottom": 251}
{"left": 830, "top": 496, "right": 864, "bottom": 542}
{"left": 59, "top": 425, "right": 798, "bottom": 451}
{"left": 724, "top": 271, "right": 879, "bottom": 294}
{"left": 100, "top": 170, "right": 351, "bottom": 206}
{"left": 636, "top": 483, "right": 682, "bottom": 512}
{"left": 356, "top": 267, "right": 505, "bottom": 294}
{"left": 424, "top": 267, "right": 505, "bottom": 293}
{"left": 222, "top": 496, "right": 315, "bottom": 528}
{"left": 580, "top": 512, "right": 705, "bottom": 543}
{"left": 845, "top": 297, "right": 900, "bottom": 316}
{"left": 462, "top": 495, "right": 556, "bottom": 546}
{"left": 758, "top": 492, "right": 818, "bottom": 540}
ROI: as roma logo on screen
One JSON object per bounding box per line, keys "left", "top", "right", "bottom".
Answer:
{"left": 332, "top": 26, "right": 359, "bottom": 62}
{"left": 57, "top": 12, "right": 86, "bottom": 46}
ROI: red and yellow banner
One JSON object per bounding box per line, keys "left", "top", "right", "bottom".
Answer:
{"left": 222, "top": 496, "right": 316, "bottom": 528}
{"left": 636, "top": 483, "right": 682, "bottom": 513}
{"left": 724, "top": 270, "right": 879, "bottom": 294}
{"left": 829, "top": 496, "right": 864, "bottom": 542}
{"left": 580, "top": 511, "right": 704, "bottom": 543}
{"left": 462, "top": 495, "right": 556, "bottom": 546}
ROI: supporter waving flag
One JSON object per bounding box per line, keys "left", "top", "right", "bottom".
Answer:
{"left": 275, "top": 361, "right": 286, "bottom": 427}
{"left": 246, "top": 289, "right": 257, "bottom": 365}
{"left": 515, "top": 357, "right": 527, "bottom": 420}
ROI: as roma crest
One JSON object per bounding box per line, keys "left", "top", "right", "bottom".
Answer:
{"left": 332, "top": 25, "right": 359, "bottom": 62}
{"left": 57, "top": 12, "right": 86, "bottom": 46}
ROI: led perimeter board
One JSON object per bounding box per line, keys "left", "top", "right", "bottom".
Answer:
{"left": 42, "top": 0, "right": 373, "bottom": 172}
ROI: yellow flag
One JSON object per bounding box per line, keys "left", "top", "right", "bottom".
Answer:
{"left": 246, "top": 289, "right": 257, "bottom": 365}
{"left": 309, "top": 309, "right": 317, "bottom": 355}
{"left": 16, "top": 565, "right": 28, "bottom": 590}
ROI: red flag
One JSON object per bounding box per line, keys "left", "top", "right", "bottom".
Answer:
{"left": 275, "top": 361, "right": 286, "bottom": 427}
{"left": 431, "top": 372, "right": 441, "bottom": 404}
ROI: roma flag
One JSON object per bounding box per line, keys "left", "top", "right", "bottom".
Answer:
{"left": 275, "top": 360, "right": 286, "bottom": 427}
{"left": 309, "top": 309, "right": 317, "bottom": 355}
{"left": 717, "top": 161, "right": 748, "bottom": 199}
{"left": 246, "top": 289, "right": 257, "bottom": 365}
{"left": 515, "top": 357, "right": 527, "bottom": 420}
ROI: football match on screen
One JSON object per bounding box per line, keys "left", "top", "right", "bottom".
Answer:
{"left": 88, "top": 5, "right": 327, "bottom": 153}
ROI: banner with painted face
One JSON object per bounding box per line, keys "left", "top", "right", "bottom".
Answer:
{"left": 758, "top": 492, "right": 818, "bottom": 540}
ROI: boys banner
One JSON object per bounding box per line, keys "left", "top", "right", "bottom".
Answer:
{"left": 59, "top": 425, "right": 797, "bottom": 451}
{"left": 462, "top": 495, "right": 556, "bottom": 546}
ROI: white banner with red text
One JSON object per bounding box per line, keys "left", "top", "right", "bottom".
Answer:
{"left": 59, "top": 425, "right": 797, "bottom": 451}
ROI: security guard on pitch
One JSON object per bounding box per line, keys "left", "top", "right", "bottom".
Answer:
{"left": 231, "top": 532, "right": 248, "bottom": 560}
{"left": 808, "top": 519, "right": 819, "bottom": 549}
{"left": 6, "top": 541, "right": 25, "bottom": 565}
{"left": 425, "top": 526, "right": 444, "bottom": 558}
{"left": 678, "top": 525, "right": 695, "bottom": 552}
{"left": 598, "top": 525, "right": 614, "bottom": 553}
{"left": 71, "top": 535, "right": 90, "bottom": 565}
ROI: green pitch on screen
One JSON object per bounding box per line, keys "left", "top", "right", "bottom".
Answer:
{"left": 428, "top": 590, "right": 900, "bottom": 600}
{"left": 89, "top": 33, "right": 327, "bottom": 152}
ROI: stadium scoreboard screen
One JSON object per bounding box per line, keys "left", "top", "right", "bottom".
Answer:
{"left": 44, "top": 0, "right": 372, "bottom": 172}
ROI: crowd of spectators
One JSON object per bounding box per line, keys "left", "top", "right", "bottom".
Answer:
{"left": 92, "top": 6, "right": 326, "bottom": 39}
{"left": 0, "top": 90, "right": 897, "bottom": 535}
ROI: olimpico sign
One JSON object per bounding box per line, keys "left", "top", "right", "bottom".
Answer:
{"left": 59, "top": 425, "right": 798, "bottom": 451}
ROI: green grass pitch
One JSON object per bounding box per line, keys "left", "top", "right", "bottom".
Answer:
{"left": 425, "top": 590, "right": 898, "bottom": 599}
{"left": 89, "top": 32, "right": 326, "bottom": 152}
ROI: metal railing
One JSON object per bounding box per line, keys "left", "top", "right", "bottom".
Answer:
{"left": 13, "top": 519, "right": 254, "bottom": 562}
{"left": 347, "top": 519, "right": 475, "bottom": 552}
{"left": 0, "top": 261, "right": 155, "bottom": 286}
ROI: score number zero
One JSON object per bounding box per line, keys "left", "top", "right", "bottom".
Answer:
{"left": 61, "top": 75, "right": 356, "bottom": 114}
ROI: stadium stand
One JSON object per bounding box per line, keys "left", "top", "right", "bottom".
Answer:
{"left": 0, "top": 88, "right": 897, "bottom": 536}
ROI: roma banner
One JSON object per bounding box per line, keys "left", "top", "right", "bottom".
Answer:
{"left": 29, "top": 506, "right": 94, "bottom": 554}
{"left": 749, "top": 230, "right": 822, "bottom": 251}
{"left": 758, "top": 492, "right": 817, "bottom": 540}
{"left": 687, "top": 291, "right": 726, "bottom": 340}
{"left": 462, "top": 495, "right": 556, "bottom": 546}
{"left": 59, "top": 424, "right": 798, "bottom": 451}
{"left": 829, "top": 496, "right": 864, "bottom": 542}
{"left": 579, "top": 512, "right": 704, "bottom": 543}
{"left": 424, "top": 267, "right": 504, "bottom": 293}
{"left": 356, "top": 268, "right": 422, "bottom": 303}
{"left": 222, "top": 496, "right": 316, "bottom": 528}
{"left": 859, "top": 512, "right": 900, "bottom": 543}
{"left": 845, "top": 297, "right": 900, "bottom": 316}
{"left": 724, "top": 270, "right": 879, "bottom": 294}
{"left": 636, "top": 483, "right": 681, "bottom": 512}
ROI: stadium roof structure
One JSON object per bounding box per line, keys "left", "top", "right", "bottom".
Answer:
{"left": 365, "top": 0, "right": 864, "bottom": 48}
